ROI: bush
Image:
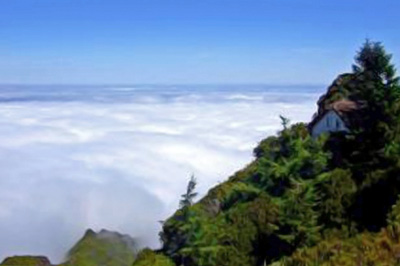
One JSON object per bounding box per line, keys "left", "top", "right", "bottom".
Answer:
{"left": 132, "top": 249, "right": 175, "bottom": 266}
{"left": 315, "top": 169, "right": 356, "bottom": 228}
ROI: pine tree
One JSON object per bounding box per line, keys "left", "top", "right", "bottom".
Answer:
{"left": 279, "top": 115, "right": 290, "bottom": 130}
{"left": 352, "top": 39, "right": 398, "bottom": 85}
{"left": 342, "top": 41, "right": 400, "bottom": 230}
{"left": 342, "top": 40, "right": 400, "bottom": 174}
{"left": 179, "top": 174, "right": 198, "bottom": 209}
{"left": 279, "top": 179, "right": 320, "bottom": 247}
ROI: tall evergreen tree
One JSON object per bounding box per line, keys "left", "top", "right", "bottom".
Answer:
{"left": 279, "top": 115, "right": 290, "bottom": 130}
{"left": 340, "top": 40, "right": 400, "bottom": 174}
{"left": 352, "top": 39, "right": 399, "bottom": 85}
{"left": 179, "top": 175, "right": 198, "bottom": 209}
{"left": 339, "top": 41, "right": 400, "bottom": 230}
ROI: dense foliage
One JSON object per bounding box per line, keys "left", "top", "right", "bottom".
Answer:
{"left": 132, "top": 249, "right": 175, "bottom": 266}
{"left": 273, "top": 196, "right": 400, "bottom": 266}
{"left": 3, "top": 41, "right": 400, "bottom": 266}
{"left": 156, "top": 121, "right": 330, "bottom": 266}
{"left": 132, "top": 40, "right": 400, "bottom": 266}
{"left": 62, "top": 229, "right": 137, "bottom": 266}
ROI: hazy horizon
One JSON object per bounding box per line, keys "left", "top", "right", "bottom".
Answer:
{"left": 1, "top": 0, "right": 399, "bottom": 264}
{"left": 0, "top": 84, "right": 320, "bottom": 263}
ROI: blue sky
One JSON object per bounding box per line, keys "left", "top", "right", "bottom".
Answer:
{"left": 0, "top": 0, "right": 399, "bottom": 84}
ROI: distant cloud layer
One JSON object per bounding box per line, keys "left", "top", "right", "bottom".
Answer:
{"left": 0, "top": 85, "right": 320, "bottom": 263}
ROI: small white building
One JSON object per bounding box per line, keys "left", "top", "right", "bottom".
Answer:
{"left": 309, "top": 100, "right": 358, "bottom": 138}
{"left": 310, "top": 110, "right": 349, "bottom": 138}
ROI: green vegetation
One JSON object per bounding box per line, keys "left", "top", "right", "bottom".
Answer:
{"left": 143, "top": 40, "right": 400, "bottom": 266}
{"left": 0, "top": 256, "right": 52, "bottom": 266}
{"left": 132, "top": 249, "right": 175, "bottom": 266}
{"left": 0, "top": 229, "right": 138, "bottom": 266}
{"left": 159, "top": 122, "right": 326, "bottom": 266}
{"left": 62, "top": 229, "right": 137, "bottom": 266}
{"left": 180, "top": 175, "right": 198, "bottom": 211}
{"left": 3, "top": 40, "right": 400, "bottom": 266}
{"left": 272, "top": 197, "right": 400, "bottom": 266}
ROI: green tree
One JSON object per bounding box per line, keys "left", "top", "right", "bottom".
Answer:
{"left": 315, "top": 169, "right": 356, "bottom": 228}
{"left": 254, "top": 123, "right": 329, "bottom": 196}
{"left": 339, "top": 40, "right": 400, "bottom": 178}
{"left": 180, "top": 175, "right": 198, "bottom": 209}
{"left": 332, "top": 40, "right": 400, "bottom": 230}
{"left": 278, "top": 179, "right": 320, "bottom": 248}
{"left": 352, "top": 39, "right": 398, "bottom": 85}
{"left": 279, "top": 115, "right": 290, "bottom": 130}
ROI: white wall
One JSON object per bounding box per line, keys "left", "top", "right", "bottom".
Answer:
{"left": 311, "top": 111, "right": 348, "bottom": 138}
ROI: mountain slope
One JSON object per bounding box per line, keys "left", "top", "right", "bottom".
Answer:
{"left": 0, "top": 256, "right": 52, "bottom": 266}
{"left": 61, "top": 229, "right": 137, "bottom": 266}
{"left": 132, "top": 41, "right": 400, "bottom": 266}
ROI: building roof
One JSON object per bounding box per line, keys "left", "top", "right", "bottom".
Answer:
{"left": 308, "top": 99, "right": 360, "bottom": 131}
{"left": 332, "top": 100, "right": 358, "bottom": 113}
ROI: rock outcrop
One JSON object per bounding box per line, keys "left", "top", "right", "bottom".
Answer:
{"left": 62, "top": 229, "right": 137, "bottom": 266}
{"left": 1, "top": 256, "right": 52, "bottom": 266}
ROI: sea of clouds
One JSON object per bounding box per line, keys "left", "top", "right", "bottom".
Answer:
{"left": 0, "top": 84, "right": 323, "bottom": 263}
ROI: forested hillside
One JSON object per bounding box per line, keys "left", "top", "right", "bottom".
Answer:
{"left": 2, "top": 40, "right": 400, "bottom": 266}
{"left": 133, "top": 41, "right": 400, "bottom": 266}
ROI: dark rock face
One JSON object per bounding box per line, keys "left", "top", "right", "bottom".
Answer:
{"left": 309, "top": 72, "right": 367, "bottom": 132}
{"left": 315, "top": 73, "right": 355, "bottom": 115}
{"left": 1, "top": 256, "right": 52, "bottom": 265}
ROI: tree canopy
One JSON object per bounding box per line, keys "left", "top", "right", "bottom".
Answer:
{"left": 133, "top": 41, "right": 400, "bottom": 266}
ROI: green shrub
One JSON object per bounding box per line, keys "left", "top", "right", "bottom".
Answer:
{"left": 273, "top": 228, "right": 400, "bottom": 266}
{"left": 220, "top": 182, "right": 262, "bottom": 210}
{"left": 315, "top": 169, "right": 356, "bottom": 228}
{"left": 132, "top": 249, "right": 175, "bottom": 266}
{"left": 179, "top": 246, "right": 251, "bottom": 266}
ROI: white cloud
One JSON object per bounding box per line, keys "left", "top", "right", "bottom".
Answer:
{"left": 0, "top": 86, "right": 320, "bottom": 263}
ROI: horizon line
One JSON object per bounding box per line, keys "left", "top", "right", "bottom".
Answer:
{"left": 0, "top": 82, "right": 327, "bottom": 87}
